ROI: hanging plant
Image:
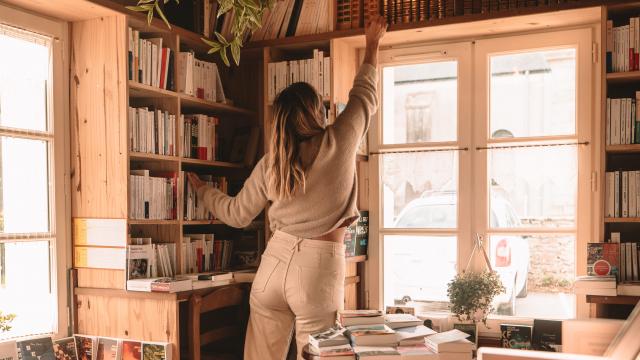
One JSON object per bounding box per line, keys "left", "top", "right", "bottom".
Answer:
{"left": 126, "top": 0, "right": 274, "bottom": 66}
{"left": 447, "top": 270, "right": 505, "bottom": 326}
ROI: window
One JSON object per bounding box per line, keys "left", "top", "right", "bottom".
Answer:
{"left": 0, "top": 6, "right": 68, "bottom": 340}
{"left": 376, "top": 29, "right": 593, "bottom": 321}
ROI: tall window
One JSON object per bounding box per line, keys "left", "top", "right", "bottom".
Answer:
{"left": 0, "top": 13, "right": 67, "bottom": 339}
{"left": 377, "top": 29, "right": 592, "bottom": 321}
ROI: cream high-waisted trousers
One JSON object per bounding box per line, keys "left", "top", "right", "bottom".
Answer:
{"left": 244, "top": 230, "right": 346, "bottom": 360}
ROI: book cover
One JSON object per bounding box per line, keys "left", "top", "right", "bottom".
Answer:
{"left": 17, "top": 337, "right": 55, "bottom": 360}
{"left": 0, "top": 341, "right": 18, "bottom": 360}
{"left": 120, "top": 342, "right": 141, "bottom": 360}
{"left": 501, "top": 324, "right": 532, "bottom": 350}
{"left": 355, "top": 211, "right": 369, "bottom": 256}
{"left": 74, "top": 336, "right": 96, "bottom": 360}
{"left": 309, "top": 326, "right": 349, "bottom": 349}
{"left": 96, "top": 338, "right": 119, "bottom": 360}
{"left": 141, "top": 343, "right": 169, "bottom": 360}
{"left": 532, "top": 319, "right": 562, "bottom": 352}
{"left": 452, "top": 323, "right": 478, "bottom": 348}
{"left": 587, "top": 243, "right": 620, "bottom": 279}
{"left": 53, "top": 338, "right": 78, "bottom": 360}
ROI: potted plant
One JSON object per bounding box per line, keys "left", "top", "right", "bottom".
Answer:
{"left": 446, "top": 235, "right": 505, "bottom": 346}
{"left": 127, "top": 0, "right": 274, "bottom": 66}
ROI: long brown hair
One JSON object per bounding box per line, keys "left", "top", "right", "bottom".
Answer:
{"left": 268, "top": 82, "right": 326, "bottom": 200}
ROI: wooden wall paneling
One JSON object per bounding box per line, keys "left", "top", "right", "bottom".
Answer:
{"left": 330, "top": 38, "right": 359, "bottom": 107}
{"left": 70, "top": 15, "right": 129, "bottom": 219}
{"left": 77, "top": 268, "right": 126, "bottom": 289}
{"left": 76, "top": 294, "right": 180, "bottom": 360}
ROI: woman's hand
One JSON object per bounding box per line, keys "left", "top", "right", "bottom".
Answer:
{"left": 364, "top": 15, "right": 387, "bottom": 67}
{"left": 186, "top": 172, "right": 205, "bottom": 190}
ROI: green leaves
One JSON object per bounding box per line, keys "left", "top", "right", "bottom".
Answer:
{"left": 0, "top": 311, "right": 16, "bottom": 333}
{"left": 130, "top": 0, "right": 273, "bottom": 66}
{"left": 447, "top": 271, "right": 505, "bottom": 326}
{"left": 126, "top": 0, "right": 178, "bottom": 28}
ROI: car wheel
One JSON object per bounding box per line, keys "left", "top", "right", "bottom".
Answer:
{"left": 517, "top": 277, "right": 528, "bottom": 298}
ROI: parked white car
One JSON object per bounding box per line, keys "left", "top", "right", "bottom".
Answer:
{"left": 391, "top": 190, "right": 529, "bottom": 315}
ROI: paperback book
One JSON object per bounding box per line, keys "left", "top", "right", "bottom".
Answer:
{"left": 53, "top": 338, "right": 77, "bottom": 360}
{"left": 17, "top": 337, "right": 55, "bottom": 360}
{"left": 395, "top": 325, "right": 437, "bottom": 346}
{"left": 309, "top": 326, "right": 349, "bottom": 349}
{"left": 338, "top": 310, "right": 384, "bottom": 327}
{"left": 384, "top": 313, "right": 423, "bottom": 330}
{"left": 74, "top": 336, "right": 96, "bottom": 360}
{"left": 141, "top": 343, "right": 170, "bottom": 360}
{"left": 501, "top": 324, "right": 533, "bottom": 350}
{"left": 532, "top": 319, "right": 562, "bottom": 352}
{"left": 0, "top": 340, "right": 18, "bottom": 360}
{"left": 96, "top": 338, "right": 120, "bottom": 360}
{"left": 121, "top": 341, "right": 141, "bottom": 360}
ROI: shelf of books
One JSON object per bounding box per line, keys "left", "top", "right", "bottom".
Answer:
{"left": 595, "top": 3, "right": 640, "bottom": 319}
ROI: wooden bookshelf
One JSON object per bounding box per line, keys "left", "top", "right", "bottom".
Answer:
{"left": 128, "top": 219, "right": 180, "bottom": 225}
{"left": 129, "top": 152, "right": 180, "bottom": 162}
{"left": 180, "top": 157, "right": 245, "bottom": 168}
{"left": 605, "top": 144, "right": 640, "bottom": 153}
{"left": 604, "top": 217, "right": 640, "bottom": 223}
{"left": 599, "top": 2, "right": 640, "bottom": 320}
{"left": 182, "top": 220, "right": 224, "bottom": 225}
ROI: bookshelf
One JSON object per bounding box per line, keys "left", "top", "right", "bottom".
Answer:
{"left": 598, "top": 2, "right": 640, "bottom": 319}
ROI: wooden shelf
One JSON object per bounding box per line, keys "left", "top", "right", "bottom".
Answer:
{"left": 606, "top": 71, "right": 640, "bottom": 84}
{"left": 179, "top": 93, "right": 255, "bottom": 117}
{"left": 182, "top": 220, "right": 224, "bottom": 225}
{"left": 128, "top": 219, "right": 180, "bottom": 225}
{"left": 586, "top": 294, "right": 640, "bottom": 305}
{"left": 129, "top": 152, "right": 180, "bottom": 162}
{"left": 346, "top": 255, "right": 367, "bottom": 263}
{"left": 181, "top": 157, "right": 244, "bottom": 169}
{"left": 128, "top": 81, "right": 178, "bottom": 98}
{"left": 605, "top": 144, "right": 640, "bottom": 153}
{"left": 604, "top": 217, "right": 640, "bottom": 223}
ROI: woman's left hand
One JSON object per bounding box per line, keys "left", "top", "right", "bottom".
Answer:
{"left": 186, "top": 172, "right": 205, "bottom": 190}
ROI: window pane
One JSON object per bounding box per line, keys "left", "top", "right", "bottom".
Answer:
{"left": 382, "top": 151, "right": 457, "bottom": 228}
{"left": 489, "top": 234, "right": 575, "bottom": 319}
{"left": 384, "top": 235, "right": 457, "bottom": 306}
{"left": 0, "top": 240, "right": 55, "bottom": 339}
{"left": 382, "top": 61, "right": 457, "bottom": 144}
{"left": 489, "top": 146, "right": 576, "bottom": 228}
{"left": 490, "top": 49, "right": 576, "bottom": 138}
{"left": 0, "top": 28, "right": 49, "bottom": 132}
{"left": 1, "top": 137, "right": 50, "bottom": 233}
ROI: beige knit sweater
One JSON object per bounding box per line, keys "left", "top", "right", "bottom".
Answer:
{"left": 198, "top": 63, "right": 377, "bottom": 238}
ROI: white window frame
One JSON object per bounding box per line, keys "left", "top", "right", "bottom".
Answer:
{"left": 0, "top": 3, "right": 70, "bottom": 340}
{"left": 368, "top": 41, "right": 473, "bottom": 311}
{"left": 368, "top": 27, "right": 595, "bottom": 334}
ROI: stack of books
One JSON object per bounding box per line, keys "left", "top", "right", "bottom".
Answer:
{"left": 606, "top": 17, "right": 640, "bottom": 73}
{"left": 574, "top": 275, "right": 617, "bottom": 296}
{"left": 127, "top": 29, "right": 174, "bottom": 90}
{"left": 128, "top": 106, "right": 177, "bottom": 156}
{"left": 128, "top": 170, "right": 177, "bottom": 220}
{"left": 605, "top": 95, "right": 640, "bottom": 147}
{"left": 308, "top": 309, "right": 478, "bottom": 359}
{"left": 182, "top": 172, "right": 228, "bottom": 221}
{"left": 250, "top": 0, "right": 331, "bottom": 41}
{"left": 180, "top": 233, "right": 233, "bottom": 274}
{"left": 267, "top": 49, "right": 330, "bottom": 103}
{"left": 424, "top": 329, "right": 474, "bottom": 360}
{"left": 127, "top": 237, "right": 177, "bottom": 280}
{"left": 176, "top": 52, "right": 225, "bottom": 103}
{"left": 180, "top": 114, "right": 219, "bottom": 161}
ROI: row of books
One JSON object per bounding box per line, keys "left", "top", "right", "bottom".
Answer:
{"left": 606, "top": 18, "right": 640, "bottom": 73}
{"left": 336, "top": 0, "right": 572, "bottom": 31}
{"left": 606, "top": 96, "right": 640, "bottom": 146}
{"left": 126, "top": 270, "right": 256, "bottom": 293}
{"left": 250, "top": 0, "right": 331, "bottom": 41}
{"left": 176, "top": 52, "right": 226, "bottom": 103}
{"left": 604, "top": 170, "right": 640, "bottom": 218}
{"left": 128, "top": 106, "right": 177, "bottom": 156}
{"left": 0, "top": 334, "right": 171, "bottom": 360}
{"left": 181, "top": 234, "right": 233, "bottom": 274}
{"left": 180, "top": 114, "right": 219, "bottom": 161}
{"left": 344, "top": 210, "right": 369, "bottom": 257}
{"left": 587, "top": 240, "right": 640, "bottom": 284}
{"left": 183, "top": 173, "right": 228, "bottom": 221}
{"left": 267, "top": 50, "right": 330, "bottom": 103}
{"left": 127, "top": 28, "right": 174, "bottom": 90}
{"left": 127, "top": 238, "right": 176, "bottom": 280}
{"left": 128, "top": 170, "right": 177, "bottom": 220}
{"left": 161, "top": 0, "right": 236, "bottom": 40}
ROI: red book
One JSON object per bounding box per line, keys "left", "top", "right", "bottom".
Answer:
{"left": 197, "top": 147, "right": 207, "bottom": 160}
{"left": 196, "top": 247, "right": 203, "bottom": 272}
{"left": 159, "top": 48, "right": 168, "bottom": 89}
